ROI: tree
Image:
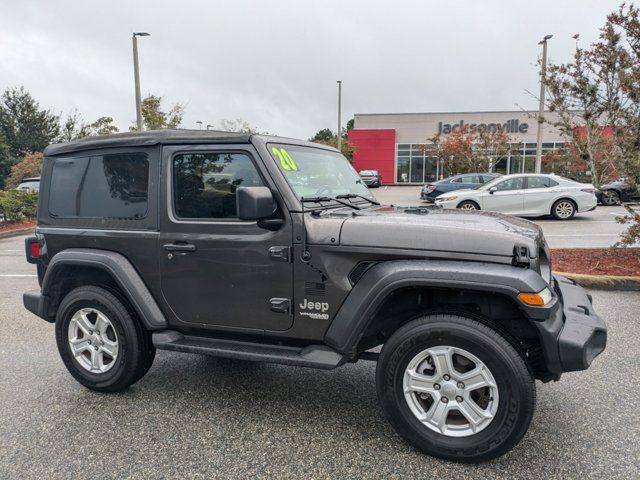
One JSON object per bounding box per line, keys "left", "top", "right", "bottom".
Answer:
{"left": 219, "top": 118, "right": 265, "bottom": 134}
{"left": 6, "top": 151, "right": 43, "bottom": 188}
{"left": 543, "top": 3, "right": 640, "bottom": 246}
{"left": 309, "top": 128, "right": 335, "bottom": 143}
{"left": 132, "top": 94, "right": 184, "bottom": 130}
{"left": 58, "top": 110, "right": 91, "bottom": 142}
{"left": 428, "top": 125, "right": 512, "bottom": 174}
{"left": 88, "top": 116, "right": 119, "bottom": 136}
{"left": 0, "top": 87, "right": 60, "bottom": 157}
{"left": 309, "top": 128, "right": 355, "bottom": 161}
{"left": 0, "top": 135, "right": 12, "bottom": 189}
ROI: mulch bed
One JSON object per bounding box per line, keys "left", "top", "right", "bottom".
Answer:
{"left": 0, "top": 219, "right": 36, "bottom": 234}
{"left": 552, "top": 248, "right": 640, "bottom": 277}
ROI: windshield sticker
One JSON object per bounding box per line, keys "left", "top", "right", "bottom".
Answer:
{"left": 272, "top": 147, "right": 298, "bottom": 171}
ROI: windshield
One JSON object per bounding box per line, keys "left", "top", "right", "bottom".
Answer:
{"left": 269, "top": 143, "right": 372, "bottom": 199}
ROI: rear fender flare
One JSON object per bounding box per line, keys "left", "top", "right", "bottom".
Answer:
{"left": 42, "top": 248, "right": 167, "bottom": 330}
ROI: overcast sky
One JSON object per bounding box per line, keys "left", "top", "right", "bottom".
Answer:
{"left": 0, "top": 0, "right": 623, "bottom": 139}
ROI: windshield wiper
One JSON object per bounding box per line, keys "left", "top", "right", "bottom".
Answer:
{"left": 301, "top": 196, "right": 361, "bottom": 210}
{"left": 335, "top": 193, "right": 380, "bottom": 206}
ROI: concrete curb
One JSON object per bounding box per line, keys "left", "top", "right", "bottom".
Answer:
{"left": 554, "top": 271, "right": 640, "bottom": 291}
{"left": 0, "top": 226, "right": 35, "bottom": 240}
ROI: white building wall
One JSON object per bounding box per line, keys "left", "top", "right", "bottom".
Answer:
{"left": 353, "top": 110, "right": 564, "bottom": 144}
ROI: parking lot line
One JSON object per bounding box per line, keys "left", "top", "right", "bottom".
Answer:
{"left": 0, "top": 274, "right": 37, "bottom": 277}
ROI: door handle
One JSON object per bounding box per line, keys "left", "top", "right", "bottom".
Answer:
{"left": 163, "top": 242, "right": 197, "bottom": 252}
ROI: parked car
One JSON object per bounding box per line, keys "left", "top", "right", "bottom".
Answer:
{"left": 23, "top": 130, "right": 606, "bottom": 463}
{"left": 435, "top": 173, "right": 597, "bottom": 220}
{"left": 358, "top": 169, "right": 381, "bottom": 187}
{"left": 15, "top": 177, "right": 40, "bottom": 192}
{"left": 597, "top": 177, "right": 640, "bottom": 205}
{"left": 421, "top": 173, "right": 500, "bottom": 202}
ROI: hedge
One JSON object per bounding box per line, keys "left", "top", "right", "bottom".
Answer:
{"left": 0, "top": 190, "right": 39, "bottom": 222}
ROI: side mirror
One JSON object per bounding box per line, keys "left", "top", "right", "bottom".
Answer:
{"left": 489, "top": 186, "right": 498, "bottom": 194}
{"left": 236, "top": 186, "right": 275, "bottom": 220}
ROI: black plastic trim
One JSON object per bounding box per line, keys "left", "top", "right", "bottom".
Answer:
{"left": 39, "top": 248, "right": 167, "bottom": 329}
{"left": 153, "top": 330, "right": 344, "bottom": 369}
{"left": 325, "top": 259, "right": 552, "bottom": 354}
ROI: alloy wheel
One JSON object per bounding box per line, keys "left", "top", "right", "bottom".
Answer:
{"left": 458, "top": 203, "right": 477, "bottom": 211}
{"left": 67, "top": 308, "right": 119, "bottom": 373}
{"left": 403, "top": 345, "right": 499, "bottom": 437}
{"left": 554, "top": 201, "right": 575, "bottom": 219}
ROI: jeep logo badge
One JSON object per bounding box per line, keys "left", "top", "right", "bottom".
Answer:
{"left": 298, "top": 298, "right": 330, "bottom": 320}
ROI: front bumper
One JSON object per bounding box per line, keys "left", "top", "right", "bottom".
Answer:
{"left": 534, "top": 275, "right": 607, "bottom": 379}
{"left": 434, "top": 198, "right": 458, "bottom": 209}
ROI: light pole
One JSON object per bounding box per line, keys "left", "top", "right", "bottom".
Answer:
{"left": 132, "top": 32, "right": 150, "bottom": 132}
{"left": 206, "top": 124, "right": 213, "bottom": 130}
{"left": 534, "top": 34, "right": 552, "bottom": 173}
{"left": 196, "top": 121, "right": 203, "bottom": 130}
{"left": 336, "top": 80, "right": 342, "bottom": 151}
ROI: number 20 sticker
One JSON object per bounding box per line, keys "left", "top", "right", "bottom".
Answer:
{"left": 272, "top": 147, "right": 298, "bottom": 171}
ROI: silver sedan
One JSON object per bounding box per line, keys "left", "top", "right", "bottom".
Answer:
{"left": 434, "top": 174, "right": 598, "bottom": 220}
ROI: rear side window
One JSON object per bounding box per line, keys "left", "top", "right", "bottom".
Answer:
{"left": 49, "top": 153, "right": 149, "bottom": 219}
{"left": 527, "top": 176, "right": 558, "bottom": 189}
{"left": 173, "top": 152, "right": 264, "bottom": 219}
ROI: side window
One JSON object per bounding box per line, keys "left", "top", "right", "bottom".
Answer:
{"left": 451, "top": 176, "right": 462, "bottom": 183}
{"left": 527, "top": 176, "right": 552, "bottom": 189}
{"left": 495, "top": 177, "right": 524, "bottom": 191}
{"left": 173, "top": 152, "right": 264, "bottom": 219}
{"left": 49, "top": 153, "right": 149, "bottom": 219}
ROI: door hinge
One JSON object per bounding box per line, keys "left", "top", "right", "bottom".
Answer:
{"left": 270, "top": 298, "right": 291, "bottom": 314}
{"left": 268, "top": 246, "right": 291, "bottom": 262}
{"left": 513, "top": 244, "right": 530, "bottom": 267}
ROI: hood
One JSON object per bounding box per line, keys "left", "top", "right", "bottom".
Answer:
{"left": 331, "top": 205, "right": 544, "bottom": 258}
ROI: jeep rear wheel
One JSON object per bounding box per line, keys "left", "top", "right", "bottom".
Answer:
{"left": 376, "top": 314, "right": 535, "bottom": 463}
{"left": 55, "top": 286, "right": 155, "bottom": 393}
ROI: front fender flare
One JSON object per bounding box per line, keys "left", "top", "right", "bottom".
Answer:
{"left": 324, "top": 260, "right": 553, "bottom": 354}
{"left": 41, "top": 248, "right": 167, "bottom": 330}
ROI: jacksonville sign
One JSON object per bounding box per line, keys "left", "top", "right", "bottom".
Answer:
{"left": 437, "top": 119, "right": 529, "bottom": 135}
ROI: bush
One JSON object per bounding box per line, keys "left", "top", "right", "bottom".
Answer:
{"left": 0, "top": 190, "right": 38, "bottom": 222}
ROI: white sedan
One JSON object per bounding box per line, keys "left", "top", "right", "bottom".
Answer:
{"left": 434, "top": 174, "right": 598, "bottom": 220}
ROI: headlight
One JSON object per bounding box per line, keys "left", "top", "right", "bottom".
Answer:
{"left": 438, "top": 195, "right": 458, "bottom": 202}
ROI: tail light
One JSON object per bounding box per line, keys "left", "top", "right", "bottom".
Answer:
{"left": 581, "top": 188, "right": 596, "bottom": 194}
{"left": 25, "top": 236, "right": 40, "bottom": 264}
{"left": 426, "top": 185, "right": 436, "bottom": 191}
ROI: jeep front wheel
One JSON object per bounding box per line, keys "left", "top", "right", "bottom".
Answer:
{"left": 55, "top": 286, "right": 155, "bottom": 393}
{"left": 376, "top": 314, "right": 535, "bottom": 463}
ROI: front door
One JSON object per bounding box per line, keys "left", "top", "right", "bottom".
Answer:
{"left": 159, "top": 144, "right": 293, "bottom": 332}
{"left": 481, "top": 176, "right": 525, "bottom": 214}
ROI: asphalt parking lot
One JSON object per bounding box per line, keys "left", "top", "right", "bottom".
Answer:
{"left": 0, "top": 233, "right": 639, "bottom": 479}
{"left": 373, "top": 186, "right": 633, "bottom": 248}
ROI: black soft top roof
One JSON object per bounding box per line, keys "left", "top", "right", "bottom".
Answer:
{"left": 43, "top": 129, "right": 253, "bottom": 156}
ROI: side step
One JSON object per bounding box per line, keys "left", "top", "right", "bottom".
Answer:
{"left": 152, "top": 331, "right": 345, "bottom": 370}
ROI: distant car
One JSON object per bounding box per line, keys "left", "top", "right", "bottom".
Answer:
{"left": 15, "top": 177, "right": 40, "bottom": 192}
{"left": 358, "top": 170, "right": 381, "bottom": 187}
{"left": 597, "top": 177, "right": 640, "bottom": 205}
{"left": 434, "top": 174, "right": 597, "bottom": 220}
{"left": 421, "top": 173, "right": 500, "bottom": 202}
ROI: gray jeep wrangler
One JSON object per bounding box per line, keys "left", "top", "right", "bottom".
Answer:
{"left": 23, "top": 130, "right": 606, "bottom": 463}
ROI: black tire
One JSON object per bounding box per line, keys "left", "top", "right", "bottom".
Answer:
{"left": 376, "top": 314, "right": 535, "bottom": 463}
{"left": 601, "top": 190, "right": 620, "bottom": 206}
{"left": 551, "top": 198, "right": 576, "bottom": 220}
{"left": 457, "top": 200, "right": 480, "bottom": 211}
{"left": 55, "top": 286, "right": 155, "bottom": 393}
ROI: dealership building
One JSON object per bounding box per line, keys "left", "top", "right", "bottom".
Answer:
{"left": 348, "top": 110, "right": 566, "bottom": 185}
